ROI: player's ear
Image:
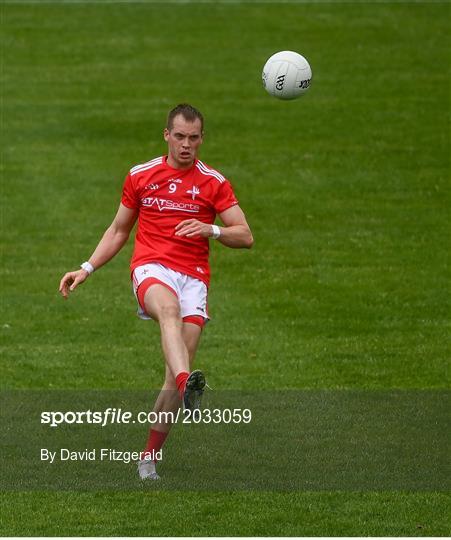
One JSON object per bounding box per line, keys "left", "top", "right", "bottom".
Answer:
{"left": 163, "top": 128, "right": 169, "bottom": 141}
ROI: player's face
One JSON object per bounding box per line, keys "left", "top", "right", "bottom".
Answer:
{"left": 164, "top": 116, "right": 203, "bottom": 169}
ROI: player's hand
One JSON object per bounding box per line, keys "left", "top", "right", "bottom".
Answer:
{"left": 59, "top": 269, "right": 89, "bottom": 299}
{"left": 174, "top": 219, "right": 214, "bottom": 239}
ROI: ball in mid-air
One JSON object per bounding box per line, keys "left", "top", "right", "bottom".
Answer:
{"left": 262, "top": 51, "right": 312, "bottom": 100}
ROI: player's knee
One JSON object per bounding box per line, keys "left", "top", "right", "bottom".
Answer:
{"left": 158, "top": 303, "right": 181, "bottom": 323}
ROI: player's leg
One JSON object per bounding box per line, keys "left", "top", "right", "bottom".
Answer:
{"left": 138, "top": 321, "right": 203, "bottom": 480}
{"left": 183, "top": 321, "right": 203, "bottom": 363}
{"left": 143, "top": 285, "right": 207, "bottom": 405}
{"left": 143, "top": 283, "right": 190, "bottom": 378}
{"left": 149, "top": 321, "right": 202, "bottom": 432}
{"left": 180, "top": 321, "right": 206, "bottom": 410}
{"left": 136, "top": 270, "right": 208, "bottom": 478}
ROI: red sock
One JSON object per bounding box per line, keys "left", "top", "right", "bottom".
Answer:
{"left": 141, "top": 428, "right": 168, "bottom": 461}
{"left": 176, "top": 371, "right": 190, "bottom": 399}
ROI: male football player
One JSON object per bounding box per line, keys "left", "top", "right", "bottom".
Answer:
{"left": 59, "top": 104, "right": 253, "bottom": 480}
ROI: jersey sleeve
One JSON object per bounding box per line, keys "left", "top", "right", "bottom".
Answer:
{"left": 213, "top": 179, "right": 239, "bottom": 214}
{"left": 121, "top": 173, "right": 139, "bottom": 209}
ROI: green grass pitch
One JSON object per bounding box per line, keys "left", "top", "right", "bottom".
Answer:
{"left": 1, "top": 0, "right": 450, "bottom": 536}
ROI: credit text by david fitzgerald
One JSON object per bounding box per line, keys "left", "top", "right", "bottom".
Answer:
{"left": 41, "top": 448, "right": 162, "bottom": 464}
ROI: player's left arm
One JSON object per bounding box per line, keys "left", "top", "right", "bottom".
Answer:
{"left": 215, "top": 205, "right": 253, "bottom": 248}
{"left": 175, "top": 205, "right": 253, "bottom": 249}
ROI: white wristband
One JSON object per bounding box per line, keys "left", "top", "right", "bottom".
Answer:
{"left": 211, "top": 225, "right": 221, "bottom": 240}
{"left": 81, "top": 261, "right": 95, "bottom": 274}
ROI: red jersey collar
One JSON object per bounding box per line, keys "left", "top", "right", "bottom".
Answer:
{"left": 163, "top": 155, "right": 198, "bottom": 173}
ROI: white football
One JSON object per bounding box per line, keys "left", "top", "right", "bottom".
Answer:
{"left": 262, "top": 50, "right": 312, "bottom": 100}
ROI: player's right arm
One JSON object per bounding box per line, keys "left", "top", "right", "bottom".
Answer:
{"left": 59, "top": 203, "right": 138, "bottom": 299}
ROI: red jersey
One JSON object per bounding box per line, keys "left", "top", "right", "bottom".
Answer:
{"left": 121, "top": 155, "right": 239, "bottom": 286}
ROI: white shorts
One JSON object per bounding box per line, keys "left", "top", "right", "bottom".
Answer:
{"left": 132, "top": 263, "right": 209, "bottom": 322}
